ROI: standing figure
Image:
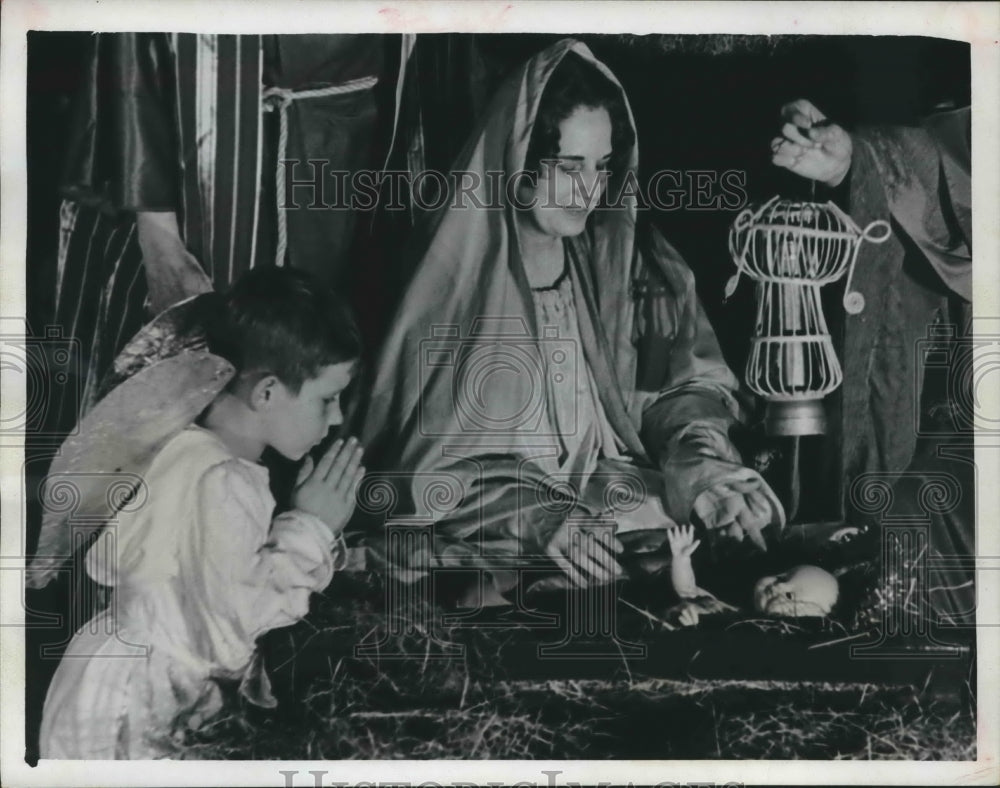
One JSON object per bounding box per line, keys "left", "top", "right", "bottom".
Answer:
{"left": 52, "top": 33, "right": 390, "bottom": 429}
{"left": 771, "top": 98, "right": 974, "bottom": 622}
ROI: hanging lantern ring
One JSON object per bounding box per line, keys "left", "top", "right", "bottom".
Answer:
{"left": 842, "top": 214, "right": 892, "bottom": 315}
{"left": 724, "top": 199, "right": 765, "bottom": 300}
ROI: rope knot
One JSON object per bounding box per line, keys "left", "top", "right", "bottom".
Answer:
{"left": 261, "top": 76, "right": 379, "bottom": 268}
{"left": 262, "top": 86, "right": 294, "bottom": 112}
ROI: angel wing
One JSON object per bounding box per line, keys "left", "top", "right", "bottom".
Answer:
{"left": 27, "top": 295, "right": 234, "bottom": 589}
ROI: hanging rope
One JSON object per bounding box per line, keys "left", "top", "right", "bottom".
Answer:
{"left": 262, "top": 75, "right": 379, "bottom": 268}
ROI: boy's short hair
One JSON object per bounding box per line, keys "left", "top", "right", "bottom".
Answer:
{"left": 209, "top": 267, "right": 361, "bottom": 392}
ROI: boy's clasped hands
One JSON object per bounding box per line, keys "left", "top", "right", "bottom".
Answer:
{"left": 293, "top": 437, "right": 366, "bottom": 538}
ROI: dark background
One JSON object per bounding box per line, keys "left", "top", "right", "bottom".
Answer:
{"left": 26, "top": 32, "right": 970, "bottom": 519}
{"left": 27, "top": 33, "right": 971, "bottom": 363}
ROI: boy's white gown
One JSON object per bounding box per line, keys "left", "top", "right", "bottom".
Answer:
{"left": 40, "top": 426, "right": 339, "bottom": 759}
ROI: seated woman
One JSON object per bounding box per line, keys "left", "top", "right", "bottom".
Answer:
{"left": 358, "top": 39, "right": 784, "bottom": 605}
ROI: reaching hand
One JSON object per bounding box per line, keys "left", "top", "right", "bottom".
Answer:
{"left": 668, "top": 525, "right": 702, "bottom": 599}
{"left": 292, "top": 437, "right": 365, "bottom": 537}
{"left": 771, "top": 99, "right": 853, "bottom": 188}
{"left": 693, "top": 477, "right": 783, "bottom": 553}
{"left": 667, "top": 525, "right": 701, "bottom": 560}
{"left": 545, "top": 520, "right": 625, "bottom": 588}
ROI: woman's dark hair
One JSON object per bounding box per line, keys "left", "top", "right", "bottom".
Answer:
{"left": 209, "top": 267, "right": 361, "bottom": 392}
{"left": 524, "top": 51, "right": 635, "bottom": 177}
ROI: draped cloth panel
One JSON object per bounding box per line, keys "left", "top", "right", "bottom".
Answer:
{"left": 835, "top": 107, "right": 973, "bottom": 621}
{"left": 51, "top": 33, "right": 384, "bottom": 426}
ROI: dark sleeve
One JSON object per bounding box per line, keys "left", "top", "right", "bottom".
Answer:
{"left": 820, "top": 166, "right": 852, "bottom": 207}
{"left": 850, "top": 112, "right": 971, "bottom": 303}
{"left": 633, "top": 224, "right": 743, "bottom": 465}
{"left": 61, "top": 33, "right": 179, "bottom": 212}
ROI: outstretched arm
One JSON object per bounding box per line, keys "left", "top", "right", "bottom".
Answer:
{"left": 136, "top": 212, "right": 214, "bottom": 315}
{"left": 667, "top": 525, "right": 702, "bottom": 599}
{"left": 636, "top": 228, "right": 784, "bottom": 550}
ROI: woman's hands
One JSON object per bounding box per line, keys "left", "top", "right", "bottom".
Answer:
{"left": 292, "top": 438, "right": 365, "bottom": 538}
{"left": 771, "top": 99, "right": 853, "bottom": 188}
{"left": 692, "top": 478, "right": 780, "bottom": 552}
{"left": 545, "top": 519, "right": 625, "bottom": 588}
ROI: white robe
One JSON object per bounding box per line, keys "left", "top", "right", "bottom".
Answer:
{"left": 40, "top": 426, "right": 339, "bottom": 759}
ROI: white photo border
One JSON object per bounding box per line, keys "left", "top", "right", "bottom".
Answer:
{"left": 2, "top": 1, "right": 997, "bottom": 785}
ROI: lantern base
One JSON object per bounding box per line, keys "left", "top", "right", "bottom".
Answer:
{"left": 765, "top": 399, "right": 827, "bottom": 436}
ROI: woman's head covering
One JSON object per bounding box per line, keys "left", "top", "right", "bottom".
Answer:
{"left": 364, "top": 41, "right": 636, "bottom": 463}
{"left": 359, "top": 39, "right": 740, "bottom": 525}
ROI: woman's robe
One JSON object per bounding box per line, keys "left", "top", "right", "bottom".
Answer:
{"left": 357, "top": 39, "right": 782, "bottom": 594}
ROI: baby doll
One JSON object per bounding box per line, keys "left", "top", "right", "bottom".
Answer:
{"left": 666, "top": 526, "right": 839, "bottom": 625}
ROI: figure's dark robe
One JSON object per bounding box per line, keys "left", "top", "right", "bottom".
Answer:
{"left": 835, "top": 107, "right": 973, "bottom": 622}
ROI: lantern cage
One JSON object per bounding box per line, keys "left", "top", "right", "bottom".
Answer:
{"left": 727, "top": 197, "right": 890, "bottom": 436}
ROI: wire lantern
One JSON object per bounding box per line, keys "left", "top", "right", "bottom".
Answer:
{"left": 727, "top": 196, "right": 890, "bottom": 435}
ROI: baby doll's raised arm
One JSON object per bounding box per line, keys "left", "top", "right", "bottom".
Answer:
{"left": 666, "top": 526, "right": 737, "bottom": 626}
{"left": 667, "top": 525, "right": 703, "bottom": 599}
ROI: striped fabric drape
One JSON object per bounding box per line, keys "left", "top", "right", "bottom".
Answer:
{"left": 53, "top": 200, "right": 147, "bottom": 432}
{"left": 51, "top": 34, "right": 265, "bottom": 429}
{"left": 173, "top": 34, "right": 264, "bottom": 284}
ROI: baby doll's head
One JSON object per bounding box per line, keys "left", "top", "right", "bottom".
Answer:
{"left": 210, "top": 268, "right": 361, "bottom": 460}
{"left": 752, "top": 565, "right": 838, "bottom": 617}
